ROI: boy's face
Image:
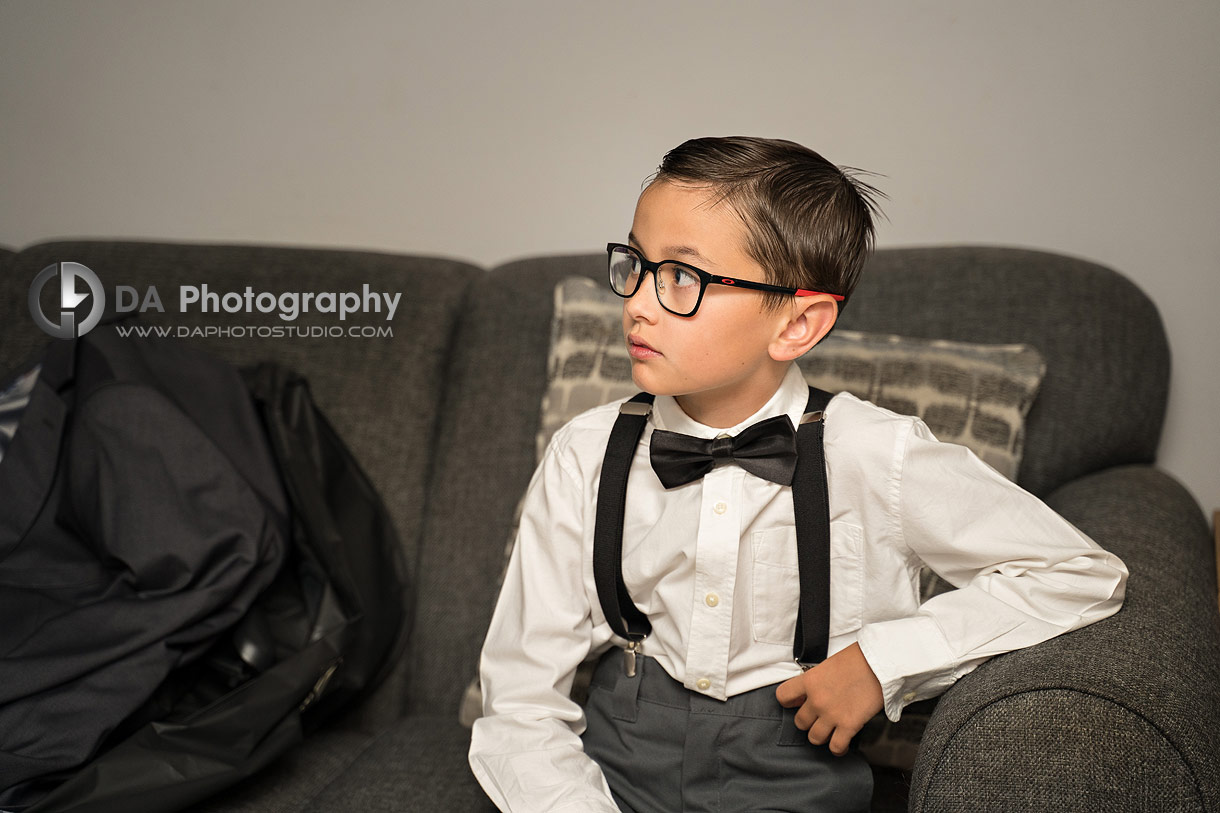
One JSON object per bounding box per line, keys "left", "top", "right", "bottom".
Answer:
{"left": 622, "top": 180, "right": 795, "bottom": 426}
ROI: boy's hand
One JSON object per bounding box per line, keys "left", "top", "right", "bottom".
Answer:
{"left": 775, "top": 642, "right": 884, "bottom": 756}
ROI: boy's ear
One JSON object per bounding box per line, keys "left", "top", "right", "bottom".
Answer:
{"left": 769, "top": 295, "right": 838, "bottom": 362}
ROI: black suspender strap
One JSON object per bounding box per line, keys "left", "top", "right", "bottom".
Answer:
{"left": 792, "top": 386, "right": 834, "bottom": 667}
{"left": 593, "top": 386, "right": 836, "bottom": 675}
{"left": 593, "top": 392, "right": 656, "bottom": 650}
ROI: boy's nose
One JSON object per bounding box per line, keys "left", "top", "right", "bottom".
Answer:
{"left": 624, "top": 269, "right": 662, "bottom": 321}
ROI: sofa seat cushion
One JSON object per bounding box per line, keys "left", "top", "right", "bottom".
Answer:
{"left": 188, "top": 725, "right": 377, "bottom": 813}
{"left": 302, "top": 716, "right": 498, "bottom": 812}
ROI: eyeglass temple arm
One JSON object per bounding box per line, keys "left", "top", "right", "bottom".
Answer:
{"left": 707, "top": 274, "right": 845, "bottom": 302}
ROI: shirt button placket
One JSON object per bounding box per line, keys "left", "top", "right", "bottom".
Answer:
{"left": 686, "top": 466, "right": 738, "bottom": 698}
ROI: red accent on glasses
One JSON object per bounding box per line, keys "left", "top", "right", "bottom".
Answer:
{"left": 720, "top": 278, "right": 735, "bottom": 285}
{"left": 795, "top": 288, "right": 846, "bottom": 301}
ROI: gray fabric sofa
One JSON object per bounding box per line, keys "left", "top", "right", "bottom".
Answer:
{"left": 2, "top": 240, "right": 1217, "bottom": 812}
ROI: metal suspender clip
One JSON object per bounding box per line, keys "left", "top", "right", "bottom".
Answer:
{"left": 619, "top": 401, "right": 652, "bottom": 417}
{"left": 799, "top": 410, "right": 824, "bottom": 425}
{"left": 624, "top": 639, "right": 644, "bottom": 677}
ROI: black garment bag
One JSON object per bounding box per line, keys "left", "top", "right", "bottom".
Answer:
{"left": 0, "top": 330, "right": 409, "bottom": 812}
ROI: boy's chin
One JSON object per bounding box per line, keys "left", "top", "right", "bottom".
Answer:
{"left": 629, "top": 366, "right": 660, "bottom": 396}
{"left": 629, "top": 368, "right": 651, "bottom": 394}
{"left": 629, "top": 368, "right": 683, "bottom": 398}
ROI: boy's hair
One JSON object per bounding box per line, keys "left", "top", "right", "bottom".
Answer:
{"left": 649, "top": 136, "right": 885, "bottom": 309}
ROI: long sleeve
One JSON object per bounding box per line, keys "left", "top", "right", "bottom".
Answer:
{"left": 855, "top": 417, "right": 1129, "bottom": 722}
{"left": 468, "top": 435, "right": 621, "bottom": 813}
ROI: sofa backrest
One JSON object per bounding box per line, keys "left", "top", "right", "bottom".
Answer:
{"left": 844, "top": 246, "right": 1167, "bottom": 496}
{"left": 408, "top": 254, "right": 599, "bottom": 714}
{"left": 3, "top": 241, "right": 1170, "bottom": 721}
{"left": 1, "top": 240, "right": 483, "bottom": 724}
{"left": 414, "top": 245, "right": 1169, "bottom": 715}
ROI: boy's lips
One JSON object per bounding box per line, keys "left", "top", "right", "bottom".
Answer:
{"left": 627, "top": 335, "right": 661, "bottom": 359}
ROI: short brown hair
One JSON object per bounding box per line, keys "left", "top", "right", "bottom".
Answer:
{"left": 649, "top": 136, "right": 884, "bottom": 309}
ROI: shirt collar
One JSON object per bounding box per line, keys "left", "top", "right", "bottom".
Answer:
{"left": 651, "top": 363, "right": 808, "bottom": 438}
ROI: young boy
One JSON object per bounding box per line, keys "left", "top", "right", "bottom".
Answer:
{"left": 469, "top": 137, "right": 1128, "bottom": 812}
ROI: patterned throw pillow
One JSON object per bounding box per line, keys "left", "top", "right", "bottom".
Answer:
{"left": 540, "top": 276, "right": 1044, "bottom": 479}
{"left": 461, "top": 277, "right": 1047, "bottom": 771}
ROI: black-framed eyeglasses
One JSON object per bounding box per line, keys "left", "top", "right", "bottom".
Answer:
{"left": 607, "top": 242, "right": 844, "bottom": 318}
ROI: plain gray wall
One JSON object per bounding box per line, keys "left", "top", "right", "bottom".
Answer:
{"left": 1, "top": 0, "right": 1216, "bottom": 516}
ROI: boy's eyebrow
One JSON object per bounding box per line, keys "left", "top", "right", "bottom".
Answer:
{"left": 627, "top": 231, "right": 714, "bottom": 267}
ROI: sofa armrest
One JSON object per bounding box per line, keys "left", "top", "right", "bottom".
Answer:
{"left": 909, "top": 465, "right": 1220, "bottom": 813}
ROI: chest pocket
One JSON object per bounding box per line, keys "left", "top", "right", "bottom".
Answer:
{"left": 750, "top": 522, "right": 865, "bottom": 647}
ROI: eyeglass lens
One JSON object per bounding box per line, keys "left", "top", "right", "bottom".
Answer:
{"left": 609, "top": 247, "right": 703, "bottom": 315}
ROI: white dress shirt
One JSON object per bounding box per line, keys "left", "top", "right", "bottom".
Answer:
{"left": 469, "top": 363, "right": 1128, "bottom": 813}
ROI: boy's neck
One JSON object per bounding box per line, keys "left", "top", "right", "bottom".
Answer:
{"left": 673, "top": 363, "right": 793, "bottom": 429}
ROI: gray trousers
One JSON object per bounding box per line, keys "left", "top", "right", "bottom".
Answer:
{"left": 579, "top": 648, "right": 873, "bottom": 813}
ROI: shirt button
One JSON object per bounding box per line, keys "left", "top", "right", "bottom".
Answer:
{"left": 713, "top": 501, "right": 728, "bottom": 515}
{"left": 705, "top": 592, "right": 719, "bottom": 607}
{"left": 696, "top": 678, "right": 711, "bottom": 691}
{"left": 902, "top": 691, "right": 917, "bottom": 703}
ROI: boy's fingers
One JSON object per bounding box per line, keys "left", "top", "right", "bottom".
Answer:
{"left": 774, "top": 674, "right": 806, "bottom": 707}
{"left": 828, "top": 728, "right": 852, "bottom": 756}
{"left": 807, "top": 717, "right": 834, "bottom": 746}
{"left": 792, "top": 704, "right": 816, "bottom": 731}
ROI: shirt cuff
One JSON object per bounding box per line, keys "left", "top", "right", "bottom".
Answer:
{"left": 855, "top": 614, "right": 958, "bottom": 722}
{"left": 469, "top": 740, "right": 622, "bottom": 813}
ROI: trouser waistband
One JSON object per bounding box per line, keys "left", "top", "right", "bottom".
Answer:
{"left": 588, "top": 646, "right": 809, "bottom": 742}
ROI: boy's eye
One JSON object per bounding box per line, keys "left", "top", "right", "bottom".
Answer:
{"left": 670, "top": 266, "right": 700, "bottom": 288}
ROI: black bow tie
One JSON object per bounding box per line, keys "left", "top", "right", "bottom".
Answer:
{"left": 649, "top": 415, "right": 798, "bottom": 489}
